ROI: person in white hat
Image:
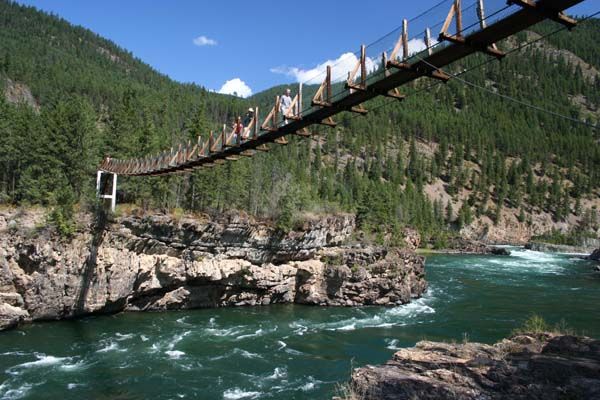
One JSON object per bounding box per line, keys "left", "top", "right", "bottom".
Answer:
{"left": 279, "top": 88, "right": 292, "bottom": 125}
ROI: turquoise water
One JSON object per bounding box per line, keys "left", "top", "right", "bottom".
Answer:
{"left": 1, "top": 248, "right": 598, "bottom": 399}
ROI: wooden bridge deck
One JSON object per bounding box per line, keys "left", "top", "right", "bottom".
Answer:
{"left": 99, "top": 0, "right": 583, "bottom": 177}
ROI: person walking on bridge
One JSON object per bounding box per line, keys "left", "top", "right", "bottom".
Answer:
{"left": 279, "top": 88, "right": 293, "bottom": 125}
{"left": 232, "top": 116, "right": 243, "bottom": 144}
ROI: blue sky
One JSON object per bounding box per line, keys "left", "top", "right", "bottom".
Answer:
{"left": 15, "top": 0, "right": 596, "bottom": 97}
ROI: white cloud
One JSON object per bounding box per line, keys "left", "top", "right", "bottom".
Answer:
{"left": 218, "top": 78, "right": 252, "bottom": 98}
{"left": 407, "top": 38, "right": 428, "bottom": 55}
{"left": 271, "top": 52, "right": 377, "bottom": 84}
{"left": 193, "top": 35, "right": 217, "bottom": 47}
{"left": 403, "top": 38, "right": 439, "bottom": 58}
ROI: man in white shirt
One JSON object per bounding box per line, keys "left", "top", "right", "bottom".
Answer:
{"left": 279, "top": 88, "right": 293, "bottom": 125}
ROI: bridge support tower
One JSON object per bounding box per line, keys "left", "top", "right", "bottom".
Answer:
{"left": 96, "top": 171, "right": 117, "bottom": 212}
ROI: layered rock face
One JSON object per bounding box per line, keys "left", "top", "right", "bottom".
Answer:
{"left": 343, "top": 333, "right": 600, "bottom": 400}
{"left": 0, "top": 210, "right": 427, "bottom": 330}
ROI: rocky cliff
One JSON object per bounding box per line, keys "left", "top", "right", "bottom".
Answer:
{"left": 0, "top": 209, "right": 427, "bottom": 331}
{"left": 340, "top": 333, "right": 600, "bottom": 400}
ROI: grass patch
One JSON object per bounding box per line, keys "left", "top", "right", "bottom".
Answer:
{"left": 512, "top": 314, "right": 575, "bottom": 336}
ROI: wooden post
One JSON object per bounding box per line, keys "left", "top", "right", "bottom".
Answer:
{"left": 326, "top": 66, "right": 331, "bottom": 104}
{"left": 477, "top": 0, "right": 487, "bottom": 29}
{"left": 96, "top": 170, "right": 102, "bottom": 196}
{"left": 402, "top": 19, "right": 409, "bottom": 60}
{"left": 298, "top": 82, "right": 303, "bottom": 116}
{"left": 274, "top": 95, "right": 280, "bottom": 126}
{"left": 254, "top": 106, "right": 259, "bottom": 138}
{"left": 360, "top": 44, "right": 367, "bottom": 87}
{"left": 111, "top": 173, "right": 117, "bottom": 212}
{"left": 96, "top": 171, "right": 117, "bottom": 212}
{"left": 425, "top": 28, "right": 433, "bottom": 56}
{"left": 455, "top": 0, "right": 462, "bottom": 35}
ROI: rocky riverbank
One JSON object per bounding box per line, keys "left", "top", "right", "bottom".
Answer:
{"left": 428, "top": 236, "right": 511, "bottom": 256}
{"left": 0, "top": 209, "right": 427, "bottom": 331}
{"left": 527, "top": 240, "right": 600, "bottom": 255}
{"left": 340, "top": 332, "right": 600, "bottom": 400}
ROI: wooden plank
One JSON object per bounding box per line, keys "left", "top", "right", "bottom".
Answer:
{"left": 440, "top": 3, "right": 456, "bottom": 37}
{"left": 261, "top": 97, "right": 279, "bottom": 132}
{"left": 350, "top": 105, "right": 368, "bottom": 115}
{"left": 430, "top": 69, "right": 451, "bottom": 82}
{"left": 382, "top": 88, "right": 406, "bottom": 101}
{"left": 386, "top": 59, "right": 410, "bottom": 70}
{"left": 319, "top": 117, "right": 337, "bottom": 127}
{"left": 241, "top": 150, "right": 257, "bottom": 157}
{"left": 256, "top": 144, "right": 270, "bottom": 152}
{"left": 311, "top": 80, "right": 327, "bottom": 106}
{"left": 294, "top": 128, "right": 312, "bottom": 137}
{"left": 390, "top": 25, "right": 404, "bottom": 60}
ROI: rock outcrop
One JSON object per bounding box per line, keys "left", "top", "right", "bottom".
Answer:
{"left": 0, "top": 209, "right": 427, "bottom": 331}
{"left": 342, "top": 333, "right": 600, "bottom": 400}
{"left": 527, "top": 240, "right": 600, "bottom": 255}
{"left": 589, "top": 248, "right": 600, "bottom": 262}
{"left": 441, "top": 237, "right": 511, "bottom": 255}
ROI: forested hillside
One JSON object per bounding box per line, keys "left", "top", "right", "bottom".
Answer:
{"left": 0, "top": 0, "right": 598, "bottom": 243}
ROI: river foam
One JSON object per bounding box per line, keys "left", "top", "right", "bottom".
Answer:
{"left": 223, "top": 388, "right": 262, "bottom": 399}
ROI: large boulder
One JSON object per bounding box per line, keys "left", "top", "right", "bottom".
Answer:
{"left": 342, "top": 333, "right": 600, "bottom": 400}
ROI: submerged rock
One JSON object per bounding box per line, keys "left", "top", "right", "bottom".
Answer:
{"left": 341, "top": 333, "right": 600, "bottom": 400}
{"left": 490, "top": 247, "right": 511, "bottom": 256}
{"left": 0, "top": 210, "right": 427, "bottom": 330}
{"left": 589, "top": 248, "right": 600, "bottom": 262}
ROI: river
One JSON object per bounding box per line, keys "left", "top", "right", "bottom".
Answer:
{"left": 1, "top": 248, "right": 598, "bottom": 399}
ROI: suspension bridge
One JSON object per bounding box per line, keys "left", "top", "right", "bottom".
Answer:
{"left": 96, "top": 0, "right": 584, "bottom": 209}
